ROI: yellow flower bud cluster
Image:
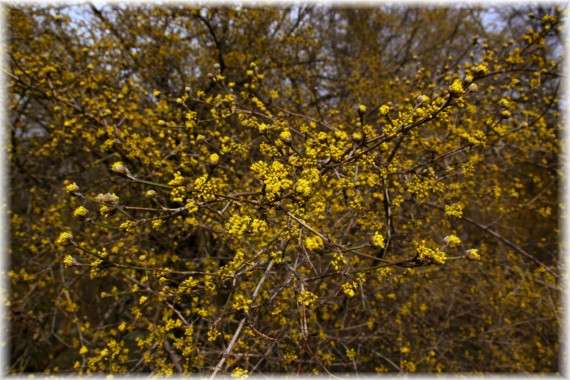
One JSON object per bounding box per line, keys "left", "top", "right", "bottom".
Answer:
{"left": 297, "top": 290, "right": 318, "bottom": 307}
{"left": 73, "top": 206, "right": 89, "bottom": 220}
{"left": 56, "top": 232, "right": 74, "bottom": 246}
{"left": 465, "top": 249, "right": 481, "bottom": 261}
{"left": 305, "top": 235, "right": 324, "bottom": 252}
{"left": 369, "top": 231, "right": 385, "bottom": 249}
{"left": 449, "top": 79, "right": 465, "bottom": 97}
{"left": 443, "top": 234, "right": 461, "bottom": 248}
{"left": 416, "top": 240, "right": 446, "bottom": 265}
{"left": 232, "top": 293, "right": 252, "bottom": 312}
{"left": 250, "top": 160, "right": 293, "bottom": 201}
{"left": 65, "top": 182, "right": 80, "bottom": 193}
{"left": 342, "top": 282, "right": 358, "bottom": 297}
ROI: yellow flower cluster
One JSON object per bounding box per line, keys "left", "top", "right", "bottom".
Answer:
{"left": 231, "top": 367, "right": 249, "bottom": 379}
{"left": 379, "top": 104, "right": 391, "bottom": 115}
{"left": 342, "top": 281, "right": 358, "bottom": 297}
{"left": 65, "top": 182, "right": 80, "bottom": 193}
{"left": 209, "top": 153, "right": 220, "bottom": 166}
{"left": 232, "top": 293, "right": 252, "bottom": 312}
{"left": 331, "top": 252, "right": 347, "bottom": 270}
{"left": 119, "top": 221, "right": 137, "bottom": 233}
{"left": 250, "top": 160, "right": 293, "bottom": 201}
{"left": 250, "top": 218, "right": 267, "bottom": 233}
{"left": 443, "top": 234, "right": 461, "bottom": 248}
{"left": 305, "top": 235, "right": 324, "bottom": 252}
{"left": 193, "top": 174, "right": 217, "bottom": 200}
{"left": 73, "top": 206, "right": 89, "bottom": 220}
{"left": 226, "top": 214, "right": 251, "bottom": 237}
{"left": 416, "top": 241, "right": 447, "bottom": 265}
{"left": 207, "top": 329, "right": 221, "bottom": 342}
{"left": 449, "top": 79, "right": 465, "bottom": 97}
{"left": 444, "top": 203, "right": 464, "bottom": 218}
{"left": 56, "top": 232, "right": 73, "bottom": 246}
{"left": 295, "top": 168, "right": 320, "bottom": 197}
{"left": 369, "top": 231, "right": 385, "bottom": 249}
{"left": 168, "top": 172, "right": 186, "bottom": 187}
{"left": 465, "top": 249, "right": 481, "bottom": 261}
{"left": 185, "top": 110, "right": 197, "bottom": 129}
{"left": 297, "top": 290, "right": 318, "bottom": 307}
{"left": 63, "top": 255, "right": 77, "bottom": 267}
{"left": 186, "top": 199, "right": 199, "bottom": 214}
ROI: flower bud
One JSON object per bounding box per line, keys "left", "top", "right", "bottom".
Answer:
{"left": 56, "top": 232, "right": 74, "bottom": 247}
{"left": 443, "top": 235, "right": 461, "bottom": 248}
{"left": 352, "top": 132, "right": 363, "bottom": 143}
{"left": 65, "top": 182, "right": 80, "bottom": 194}
{"left": 209, "top": 153, "right": 220, "bottom": 167}
{"left": 465, "top": 249, "right": 481, "bottom": 261}
{"left": 369, "top": 232, "right": 385, "bottom": 249}
{"left": 98, "top": 193, "right": 119, "bottom": 205}
{"left": 475, "top": 63, "right": 488, "bottom": 76}
{"left": 468, "top": 83, "right": 478, "bottom": 93}
{"left": 416, "top": 95, "right": 429, "bottom": 104}
{"left": 280, "top": 130, "right": 292, "bottom": 144}
{"left": 111, "top": 162, "right": 130, "bottom": 177}
{"left": 145, "top": 190, "right": 157, "bottom": 198}
{"left": 73, "top": 206, "right": 89, "bottom": 221}
{"left": 63, "top": 255, "right": 78, "bottom": 267}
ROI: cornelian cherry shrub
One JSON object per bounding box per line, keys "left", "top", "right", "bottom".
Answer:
{"left": 9, "top": 4, "right": 563, "bottom": 375}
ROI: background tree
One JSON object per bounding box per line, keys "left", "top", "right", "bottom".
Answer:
{"left": 8, "top": 4, "right": 563, "bottom": 375}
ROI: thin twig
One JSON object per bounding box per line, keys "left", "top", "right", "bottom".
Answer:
{"left": 209, "top": 318, "right": 247, "bottom": 379}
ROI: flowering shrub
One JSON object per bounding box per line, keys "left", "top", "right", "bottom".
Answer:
{"left": 8, "top": 5, "right": 563, "bottom": 375}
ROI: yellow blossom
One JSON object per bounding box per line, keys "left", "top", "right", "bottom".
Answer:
{"left": 231, "top": 367, "right": 249, "bottom": 379}
{"left": 443, "top": 234, "right": 461, "bottom": 248}
{"left": 305, "top": 235, "right": 324, "bottom": 252}
{"left": 63, "top": 255, "right": 77, "bottom": 267}
{"left": 56, "top": 232, "right": 74, "bottom": 246}
{"left": 209, "top": 153, "right": 220, "bottom": 166}
{"left": 65, "top": 182, "right": 80, "bottom": 193}
{"left": 280, "top": 130, "right": 292, "bottom": 143}
{"left": 369, "top": 231, "right": 385, "bottom": 249}
{"left": 449, "top": 79, "right": 464, "bottom": 97}
{"left": 297, "top": 290, "right": 318, "bottom": 307}
{"left": 342, "top": 282, "right": 358, "bottom": 297}
{"left": 465, "top": 249, "right": 481, "bottom": 261}
{"left": 73, "top": 206, "right": 89, "bottom": 220}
